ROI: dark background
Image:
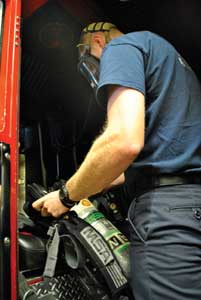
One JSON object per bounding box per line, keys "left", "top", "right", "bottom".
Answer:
{"left": 20, "top": 0, "right": 201, "bottom": 185}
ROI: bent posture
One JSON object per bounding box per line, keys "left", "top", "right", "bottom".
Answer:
{"left": 33, "top": 22, "right": 201, "bottom": 299}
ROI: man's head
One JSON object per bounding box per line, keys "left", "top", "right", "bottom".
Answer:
{"left": 77, "top": 22, "right": 123, "bottom": 92}
{"left": 78, "top": 22, "right": 121, "bottom": 59}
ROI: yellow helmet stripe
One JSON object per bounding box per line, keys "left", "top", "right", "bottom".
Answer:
{"left": 83, "top": 22, "right": 116, "bottom": 33}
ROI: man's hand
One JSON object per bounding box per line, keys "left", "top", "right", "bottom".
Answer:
{"left": 32, "top": 190, "right": 69, "bottom": 218}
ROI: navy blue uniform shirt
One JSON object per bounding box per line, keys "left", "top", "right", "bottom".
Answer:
{"left": 96, "top": 31, "right": 201, "bottom": 181}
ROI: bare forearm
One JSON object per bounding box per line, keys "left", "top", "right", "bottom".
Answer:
{"left": 104, "top": 173, "right": 125, "bottom": 191}
{"left": 66, "top": 132, "right": 136, "bottom": 201}
{"left": 66, "top": 87, "right": 145, "bottom": 201}
{"left": 32, "top": 88, "right": 145, "bottom": 219}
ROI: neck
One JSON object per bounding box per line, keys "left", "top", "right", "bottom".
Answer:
{"left": 109, "top": 29, "right": 124, "bottom": 40}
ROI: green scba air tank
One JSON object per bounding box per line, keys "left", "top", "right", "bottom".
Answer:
{"left": 71, "top": 199, "right": 130, "bottom": 278}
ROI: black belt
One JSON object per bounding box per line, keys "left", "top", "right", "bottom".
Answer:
{"left": 135, "top": 174, "right": 201, "bottom": 193}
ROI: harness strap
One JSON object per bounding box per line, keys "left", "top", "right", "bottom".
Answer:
{"left": 43, "top": 224, "right": 60, "bottom": 279}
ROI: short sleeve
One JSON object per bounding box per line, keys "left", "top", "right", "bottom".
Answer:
{"left": 96, "top": 43, "right": 145, "bottom": 108}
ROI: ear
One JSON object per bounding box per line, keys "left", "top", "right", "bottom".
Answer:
{"left": 91, "top": 32, "right": 105, "bottom": 48}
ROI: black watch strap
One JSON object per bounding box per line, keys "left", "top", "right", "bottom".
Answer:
{"left": 59, "top": 185, "right": 75, "bottom": 209}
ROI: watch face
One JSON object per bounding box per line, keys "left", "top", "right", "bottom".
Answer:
{"left": 59, "top": 185, "right": 74, "bottom": 208}
{"left": 60, "top": 185, "right": 68, "bottom": 199}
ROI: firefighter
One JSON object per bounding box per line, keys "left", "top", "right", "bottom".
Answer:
{"left": 33, "top": 22, "right": 201, "bottom": 299}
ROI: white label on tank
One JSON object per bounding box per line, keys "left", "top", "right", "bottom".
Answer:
{"left": 81, "top": 226, "right": 113, "bottom": 266}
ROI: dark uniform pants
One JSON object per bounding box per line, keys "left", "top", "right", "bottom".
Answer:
{"left": 128, "top": 184, "right": 201, "bottom": 300}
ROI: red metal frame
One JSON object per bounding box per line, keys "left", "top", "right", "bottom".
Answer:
{"left": 0, "top": 1, "right": 98, "bottom": 298}
{"left": 0, "top": 0, "right": 21, "bottom": 299}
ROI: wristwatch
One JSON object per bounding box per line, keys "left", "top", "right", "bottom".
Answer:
{"left": 59, "top": 184, "right": 75, "bottom": 209}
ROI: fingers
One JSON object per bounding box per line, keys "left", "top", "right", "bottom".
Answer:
{"left": 32, "top": 191, "right": 69, "bottom": 218}
{"left": 32, "top": 197, "right": 46, "bottom": 211}
{"left": 32, "top": 197, "right": 53, "bottom": 217}
{"left": 43, "top": 198, "right": 69, "bottom": 218}
{"left": 41, "top": 206, "right": 51, "bottom": 217}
